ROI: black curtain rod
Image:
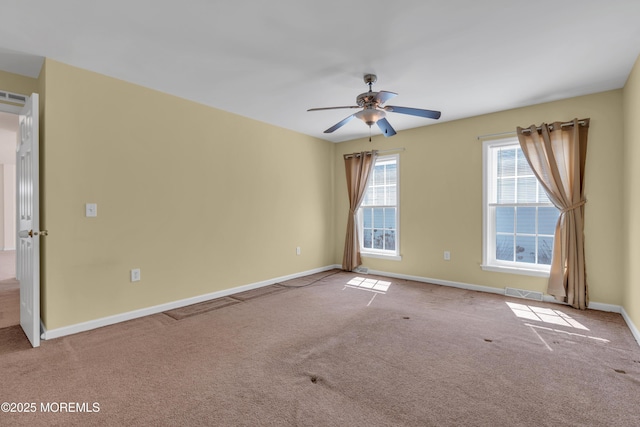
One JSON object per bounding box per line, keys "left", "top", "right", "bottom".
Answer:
{"left": 343, "top": 148, "right": 404, "bottom": 159}
{"left": 477, "top": 119, "right": 589, "bottom": 140}
{"left": 519, "top": 119, "right": 588, "bottom": 134}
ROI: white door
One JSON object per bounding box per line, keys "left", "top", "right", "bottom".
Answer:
{"left": 17, "top": 93, "right": 40, "bottom": 348}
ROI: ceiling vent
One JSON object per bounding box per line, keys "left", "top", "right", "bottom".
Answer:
{"left": 0, "top": 90, "right": 27, "bottom": 105}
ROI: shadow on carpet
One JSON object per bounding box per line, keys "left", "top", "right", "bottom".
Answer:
{"left": 163, "top": 270, "right": 343, "bottom": 320}
{"left": 0, "top": 325, "right": 32, "bottom": 355}
{"left": 163, "top": 284, "right": 287, "bottom": 320}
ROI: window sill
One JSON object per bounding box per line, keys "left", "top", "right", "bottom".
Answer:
{"left": 362, "top": 252, "right": 402, "bottom": 261}
{"left": 481, "top": 264, "right": 550, "bottom": 278}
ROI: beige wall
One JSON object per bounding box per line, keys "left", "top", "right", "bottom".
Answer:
{"left": 623, "top": 55, "right": 640, "bottom": 330}
{"left": 0, "top": 69, "right": 39, "bottom": 103}
{"left": 334, "top": 91, "right": 624, "bottom": 306}
{"left": 40, "top": 59, "right": 335, "bottom": 329}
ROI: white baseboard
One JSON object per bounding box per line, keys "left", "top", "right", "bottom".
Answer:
{"left": 588, "top": 301, "right": 622, "bottom": 313}
{"left": 366, "top": 268, "right": 506, "bottom": 296}
{"left": 41, "top": 265, "right": 340, "bottom": 341}
{"left": 621, "top": 306, "right": 640, "bottom": 347}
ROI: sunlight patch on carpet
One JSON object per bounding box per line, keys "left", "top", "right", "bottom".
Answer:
{"left": 525, "top": 323, "right": 610, "bottom": 344}
{"left": 506, "top": 302, "right": 589, "bottom": 330}
{"left": 345, "top": 277, "right": 391, "bottom": 294}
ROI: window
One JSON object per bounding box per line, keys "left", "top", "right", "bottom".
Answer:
{"left": 358, "top": 154, "right": 400, "bottom": 260}
{"left": 482, "top": 138, "right": 559, "bottom": 276}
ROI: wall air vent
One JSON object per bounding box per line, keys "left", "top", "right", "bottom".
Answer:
{"left": 0, "top": 90, "right": 27, "bottom": 105}
{"left": 505, "top": 287, "right": 543, "bottom": 301}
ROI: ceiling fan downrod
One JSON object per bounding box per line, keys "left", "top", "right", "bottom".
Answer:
{"left": 363, "top": 73, "right": 377, "bottom": 88}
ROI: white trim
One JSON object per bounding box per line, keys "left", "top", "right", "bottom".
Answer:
{"left": 621, "top": 306, "right": 640, "bottom": 347}
{"left": 41, "top": 264, "right": 341, "bottom": 340}
{"left": 366, "top": 268, "right": 505, "bottom": 296}
{"left": 362, "top": 252, "right": 402, "bottom": 261}
{"left": 588, "top": 301, "right": 622, "bottom": 313}
{"left": 481, "top": 264, "right": 550, "bottom": 278}
{"left": 365, "top": 268, "right": 639, "bottom": 348}
{"left": 482, "top": 139, "right": 491, "bottom": 268}
{"left": 0, "top": 102, "right": 21, "bottom": 114}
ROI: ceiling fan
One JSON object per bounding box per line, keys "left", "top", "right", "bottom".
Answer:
{"left": 307, "top": 74, "right": 441, "bottom": 138}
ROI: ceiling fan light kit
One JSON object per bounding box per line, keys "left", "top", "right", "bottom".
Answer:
{"left": 307, "top": 74, "right": 441, "bottom": 139}
{"left": 354, "top": 108, "right": 385, "bottom": 126}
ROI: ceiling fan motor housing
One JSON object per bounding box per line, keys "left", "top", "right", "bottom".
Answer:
{"left": 356, "top": 92, "right": 380, "bottom": 108}
{"left": 358, "top": 74, "right": 379, "bottom": 108}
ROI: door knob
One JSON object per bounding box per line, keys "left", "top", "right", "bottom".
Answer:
{"left": 18, "top": 229, "right": 48, "bottom": 238}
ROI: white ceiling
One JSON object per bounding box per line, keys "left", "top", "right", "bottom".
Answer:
{"left": 1, "top": 1, "right": 639, "bottom": 143}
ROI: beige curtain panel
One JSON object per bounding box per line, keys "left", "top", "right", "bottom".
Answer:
{"left": 342, "top": 150, "right": 377, "bottom": 271}
{"left": 516, "top": 118, "right": 589, "bottom": 309}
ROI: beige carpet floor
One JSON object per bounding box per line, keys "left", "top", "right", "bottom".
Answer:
{"left": 1, "top": 270, "right": 639, "bottom": 426}
{"left": 0, "top": 277, "right": 19, "bottom": 329}
{"left": 0, "top": 249, "right": 19, "bottom": 329}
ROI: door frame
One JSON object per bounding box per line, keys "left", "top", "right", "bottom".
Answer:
{"left": 0, "top": 102, "right": 21, "bottom": 115}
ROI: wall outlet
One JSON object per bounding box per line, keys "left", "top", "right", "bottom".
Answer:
{"left": 296, "top": 246, "right": 301, "bottom": 256}
{"left": 130, "top": 268, "right": 141, "bottom": 282}
{"left": 444, "top": 251, "right": 451, "bottom": 261}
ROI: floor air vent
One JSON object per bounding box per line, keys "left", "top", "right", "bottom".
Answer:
{"left": 505, "top": 287, "right": 543, "bottom": 301}
{"left": 354, "top": 266, "right": 369, "bottom": 274}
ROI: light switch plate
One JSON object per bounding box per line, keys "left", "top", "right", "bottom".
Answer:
{"left": 86, "top": 203, "right": 97, "bottom": 217}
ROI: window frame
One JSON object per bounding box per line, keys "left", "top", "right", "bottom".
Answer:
{"left": 358, "top": 154, "right": 401, "bottom": 261}
{"left": 482, "top": 138, "right": 557, "bottom": 277}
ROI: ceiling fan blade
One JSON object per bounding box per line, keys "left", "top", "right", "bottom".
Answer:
{"left": 377, "top": 118, "right": 397, "bottom": 137}
{"left": 307, "top": 106, "right": 360, "bottom": 112}
{"left": 324, "top": 114, "right": 355, "bottom": 133}
{"left": 384, "top": 105, "right": 441, "bottom": 120}
{"left": 373, "top": 90, "right": 398, "bottom": 105}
